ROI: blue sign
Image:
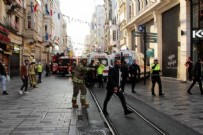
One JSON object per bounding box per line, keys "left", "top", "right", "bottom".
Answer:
{"left": 138, "top": 25, "right": 144, "bottom": 32}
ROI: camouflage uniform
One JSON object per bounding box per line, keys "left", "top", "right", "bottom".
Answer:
{"left": 72, "top": 63, "right": 94, "bottom": 108}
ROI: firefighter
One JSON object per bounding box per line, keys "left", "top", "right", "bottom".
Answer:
{"left": 72, "top": 56, "right": 95, "bottom": 108}
{"left": 151, "top": 58, "right": 164, "bottom": 96}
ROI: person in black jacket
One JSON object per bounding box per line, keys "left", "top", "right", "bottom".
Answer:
{"left": 102, "top": 59, "right": 133, "bottom": 116}
{"left": 87, "top": 60, "right": 96, "bottom": 88}
{"left": 129, "top": 59, "right": 140, "bottom": 93}
{"left": 187, "top": 58, "right": 203, "bottom": 95}
{"left": 120, "top": 61, "right": 129, "bottom": 93}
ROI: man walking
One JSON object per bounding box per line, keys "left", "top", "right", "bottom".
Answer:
{"left": 151, "top": 58, "right": 164, "bottom": 96}
{"left": 103, "top": 59, "right": 133, "bottom": 116}
{"left": 129, "top": 59, "right": 140, "bottom": 93}
{"left": 19, "top": 60, "right": 29, "bottom": 94}
{"left": 187, "top": 58, "right": 203, "bottom": 95}
{"left": 0, "top": 53, "right": 8, "bottom": 95}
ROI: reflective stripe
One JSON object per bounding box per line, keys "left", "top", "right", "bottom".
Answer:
{"left": 72, "top": 97, "right": 77, "bottom": 100}
{"left": 80, "top": 95, "right": 86, "bottom": 99}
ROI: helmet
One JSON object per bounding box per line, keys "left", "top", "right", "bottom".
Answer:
{"left": 154, "top": 58, "right": 158, "bottom": 61}
{"left": 81, "top": 56, "right": 87, "bottom": 60}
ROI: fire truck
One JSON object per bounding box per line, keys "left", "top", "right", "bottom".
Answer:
{"left": 57, "top": 56, "right": 77, "bottom": 76}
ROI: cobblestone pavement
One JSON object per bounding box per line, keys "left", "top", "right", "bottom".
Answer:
{"left": 0, "top": 75, "right": 77, "bottom": 135}
{"left": 124, "top": 77, "right": 203, "bottom": 134}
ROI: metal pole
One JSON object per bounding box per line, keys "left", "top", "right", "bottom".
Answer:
{"left": 143, "top": 25, "right": 147, "bottom": 85}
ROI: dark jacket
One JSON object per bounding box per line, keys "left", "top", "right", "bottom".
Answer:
{"left": 106, "top": 65, "right": 120, "bottom": 90}
{"left": 129, "top": 64, "right": 140, "bottom": 77}
{"left": 121, "top": 64, "right": 129, "bottom": 78}
{"left": 192, "top": 62, "right": 201, "bottom": 78}
{"left": 0, "top": 62, "right": 6, "bottom": 76}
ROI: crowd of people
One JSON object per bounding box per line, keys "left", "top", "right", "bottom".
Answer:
{"left": 0, "top": 53, "right": 52, "bottom": 95}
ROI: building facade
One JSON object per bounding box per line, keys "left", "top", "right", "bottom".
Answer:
{"left": 115, "top": 0, "right": 193, "bottom": 81}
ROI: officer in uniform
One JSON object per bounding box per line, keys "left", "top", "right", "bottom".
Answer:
{"left": 151, "top": 58, "right": 164, "bottom": 96}
{"left": 72, "top": 56, "right": 95, "bottom": 108}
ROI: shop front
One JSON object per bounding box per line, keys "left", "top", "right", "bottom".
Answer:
{"left": 191, "top": 0, "right": 203, "bottom": 61}
{"left": 0, "top": 24, "right": 11, "bottom": 74}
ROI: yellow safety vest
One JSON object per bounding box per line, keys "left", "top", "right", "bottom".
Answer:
{"left": 37, "top": 64, "right": 43, "bottom": 72}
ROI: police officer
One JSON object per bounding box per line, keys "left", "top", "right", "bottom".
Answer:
{"left": 37, "top": 62, "right": 43, "bottom": 83}
{"left": 151, "top": 58, "right": 164, "bottom": 96}
{"left": 72, "top": 57, "right": 95, "bottom": 108}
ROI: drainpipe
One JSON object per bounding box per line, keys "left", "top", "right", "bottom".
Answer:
{"left": 190, "top": 0, "right": 193, "bottom": 60}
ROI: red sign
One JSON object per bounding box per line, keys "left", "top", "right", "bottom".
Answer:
{"left": 0, "top": 26, "right": 9, "bottom": 35}
{"left": 0, "top": 33, "right": 10, "bottom": 44}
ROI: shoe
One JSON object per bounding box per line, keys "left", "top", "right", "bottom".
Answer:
{"left": 132, "top": 90, "right": 136, "bottom": 93}
{"left": 187, "top": 91, "right": 192, "bottom": 95}
{"left": 81, "top": 103, "right": 89, "bottom": 108}
{"left": 124, "top": 110, "right": 133, "bottom": 115}
{"left": 19, "top": 90, "right": 23, "bottom": 95}
{"left": 152, "top": 93, "right": 156, "bottom": 96}
{"left": 72, "top": 103, "right": 79, "bottom": 108}
{"left": 159, "top": 93, "right": 165, "bottom": 96}
{"left": 24, "top": 91, "right": 29, "bottom": 94}
{"left": 2, "top": 91, "right": 8, "bottom": 95}
{"left": 102, "top": 110, "right": 109, "bottom": 116}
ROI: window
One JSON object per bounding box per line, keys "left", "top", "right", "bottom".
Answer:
{"left": 113, "top": 31, "right": 116, "bottom": 41}
{"left": 27, "top": 13, "right": 31, "bottom": 29}
{"left": 138, "top": 0, "right": 140, "bottom": 11}
{"left": 129, "top": 5, "right": 131, "bottom": 19}
{"left": 45, "top": 25, "right": 47, "bottom": 32}
{"left": 14, "top": 16, "right": 19, "bottom": 30}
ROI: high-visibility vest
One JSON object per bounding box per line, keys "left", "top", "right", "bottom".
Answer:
{"left": 37, "top": 64, "right": 43, "bottom": 72}
{"left": 151, "top": 63, "right": 160, "bottom": 75}
{"left": 97, "top": 64, "right": 105, "bottom": 75}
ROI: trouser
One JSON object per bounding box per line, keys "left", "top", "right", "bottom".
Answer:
{"left": 151, "top": 76, "right": 162, "bottom": 94}
{"left": 98, "top": 74, "right": 103, "bottom": 88}
{"left": 0, "top": 75, "right": 6, "bottom": 92}
{"left": 188, "top": 69, "right": 192, "bottom": 81}
{"left": 103, "top": 88, "right": 128, "bottom": 112}
{"left": 72, "top": 82, "right": 87, "bottom": 103}
{"left": 131, "top": 76, "right": 137, "bottom": 91}
{"left": 188, "top": 77, "right": 203, "bottom": 93}
{"left": 20, "top": 76, "right": 28, "bottom": 92}
{"left": 30, "top": 74, "right": 37, "bottom": 87}
{"left": 38, "top": 72, "right": 42, "bottom": 83}
{"left": 120, "top": 77, "right": 127, "bottom": 92}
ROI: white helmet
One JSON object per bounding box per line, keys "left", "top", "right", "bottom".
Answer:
{"left": 154, "top": 58, "right": 158, "bottom": 61}
{"left": 81, "top": 56, "right": 87, "bottom": 60}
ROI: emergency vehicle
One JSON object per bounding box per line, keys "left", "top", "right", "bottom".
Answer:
{"left": 57, "top": 56, "right": 78, "bottom": 76}
{"left": 87, "top": 52, "right": 110, "bottom": 81}
{"left": 114, "top": 50, "right": 150, "bottom": 78}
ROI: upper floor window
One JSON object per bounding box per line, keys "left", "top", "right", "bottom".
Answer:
{"left": 113, "top": 31, "right": 116, "bottom": 41}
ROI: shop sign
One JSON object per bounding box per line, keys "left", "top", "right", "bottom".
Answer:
{"left": 0, "top": 33, "right": 10, "bottom": 44}
{"left": 193, "top": 29, "right": 203, "bottom": 39}
{"left": 6, "top": 45, "right": 14, "bottom": 51}
{"left": 4, "top": 51, "right": 12, "bottom": 55}
{"left": 0, "top": 26, "right": 9, "bottom": 35}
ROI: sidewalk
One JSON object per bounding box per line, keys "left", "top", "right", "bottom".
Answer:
{"left": 0, "top": 74, "right": 108, "bottom": 135}
{"left": 127, "top": 77, "right": 203, "bottom": 134}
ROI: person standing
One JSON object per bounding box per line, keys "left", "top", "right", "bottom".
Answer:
{"left": 97, "top": 62, "right": 105, "bottom": 88}
{"left": 0, "top": 53, "right": 8, "bottom": 95}
{"left": 29, "top": 62, "right": 37, "bottom": 88}
{"left": 120, "top": 61, "right": 129, "bottom": 93}
{"left": 87, "top": 60, "right": 96, "bottom": 88}
{"left": 45, "top": 63, "right": 50, "bottom": 77}
{"left": 187, "top": 58, "right": 203, "bottom": 95}
{"left": 129, "top": 59, "right": 140, "bottom": 93}
{"left": 102, "top": 59, "right": 133, "bottom": 116}
{"left": 19, "top": 60, "right": 29, "bottom": 94}
{"left": 37, "top": 62, "right": 43, "bottom": 83}
{"left": 151, "top": 58, "right": 164, "bottom": 96}
{"left": 185, "top": 57, "right": 193, "bottom": 81}
{"left": 72, "top": 57, "right": 95, "bottom": 108}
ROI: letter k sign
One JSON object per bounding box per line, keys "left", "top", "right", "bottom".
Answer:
{"left": 193, "top": 29, "right": 203, "bottom": 38}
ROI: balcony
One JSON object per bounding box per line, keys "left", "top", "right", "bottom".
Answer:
{"left": 4, "top": 18, "right": 19, "bottom": 33}
{"left": 4, "top": 0, "right": 22, "bottom": 12}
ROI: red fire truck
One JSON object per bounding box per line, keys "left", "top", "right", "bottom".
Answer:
{"left": 57, "top": 56, "right": 77, "bottom": 76}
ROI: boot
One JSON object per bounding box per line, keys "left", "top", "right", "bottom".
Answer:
{"left": 72, "top": 100, "right": 78, "bottom": 108}
{"left": 81, "top": 99, "right": 89, "bottom": 108}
